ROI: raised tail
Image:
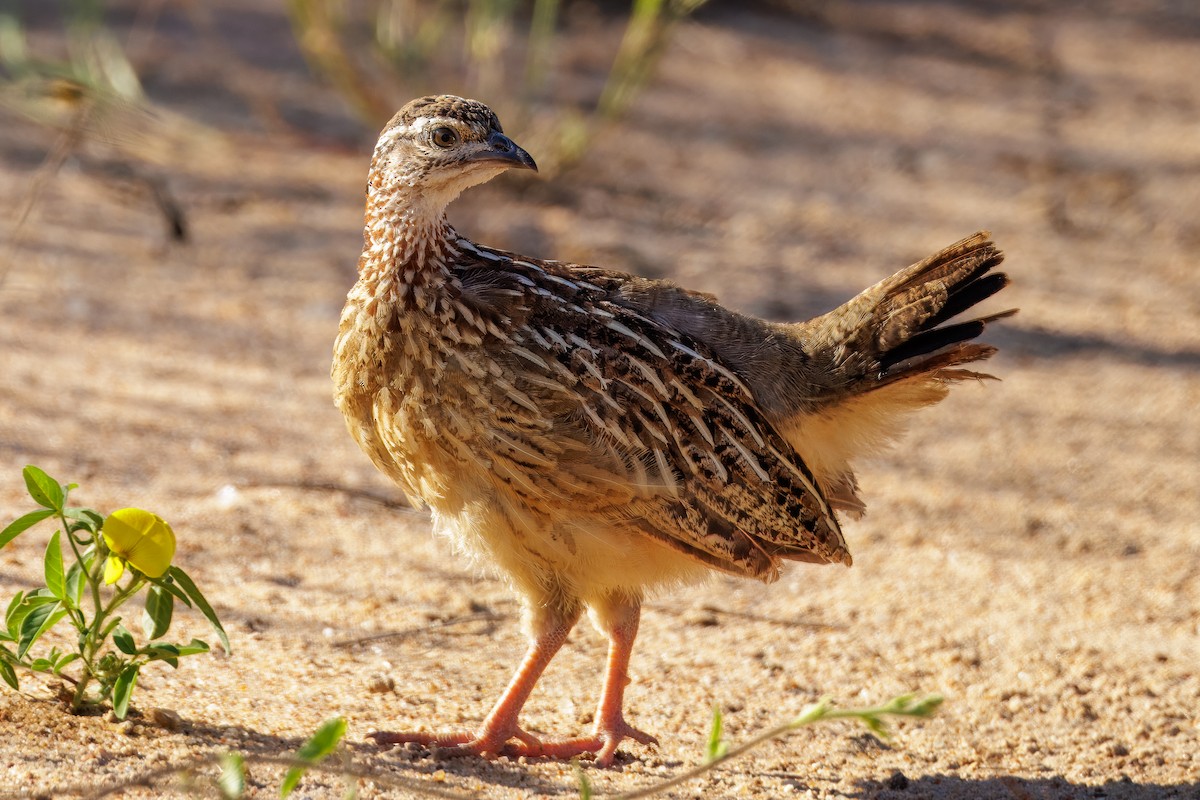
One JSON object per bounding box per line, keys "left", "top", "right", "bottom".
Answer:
{"left": 780, "top": 231, "right": 1016, "bottom": 516}
{"left": 802, "top": 231, "right": 1014, "bottom": 394}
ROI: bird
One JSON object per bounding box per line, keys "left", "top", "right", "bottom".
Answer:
{"left": 332, "top": 94, "right": 1014, "bottom": 766}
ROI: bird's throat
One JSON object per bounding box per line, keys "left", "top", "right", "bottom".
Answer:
{"left": 362, "top": 187, "right": 461, "bottom": 299}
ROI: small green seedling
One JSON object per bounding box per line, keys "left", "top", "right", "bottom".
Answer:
{"left": 587, "top": 692, "right": 944, "bottom": 800}
{"left": 0, "top": 465, "right": 228, "bottom": 718}
{"left": 214, "top": 717, "right": 348, "bottom": 799}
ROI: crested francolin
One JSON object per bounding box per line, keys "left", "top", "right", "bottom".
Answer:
{"left": 332, "top": 95, "right": 1013, "bottom": 765}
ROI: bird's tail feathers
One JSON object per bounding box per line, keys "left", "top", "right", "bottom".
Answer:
{"left": 807, "top": 230, "right": 1015, "bottom": 395}
{"left": 779, "top": 233, "right": 1015, "bottom": 514}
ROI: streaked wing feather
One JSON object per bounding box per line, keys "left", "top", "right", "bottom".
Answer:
{"left": 454, "top": 240, "right": 850, "bottom": 577}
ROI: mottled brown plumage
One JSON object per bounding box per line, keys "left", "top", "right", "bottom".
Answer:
{"left": 332, "top": 95, "right": 1013, "bottom": 765}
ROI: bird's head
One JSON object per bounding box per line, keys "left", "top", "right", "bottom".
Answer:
{"left": 368, "top": 95, "right": 537, "bottom": 218}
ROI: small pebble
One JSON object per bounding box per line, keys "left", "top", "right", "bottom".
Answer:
{"left": 149, "top": 708, "right": 183, "bottom": 731}
{"left": 886, "top": 770, "right": 909, "bottom": 790}
{"left": 367, "top": 674, "right": 395, "bottom": 693}
{"left": 684, "top": 610, "right": 720, "bottom": 627}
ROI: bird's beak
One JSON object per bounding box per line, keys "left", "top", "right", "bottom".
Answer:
{"left": 467, "top": 131, "right": 538, "bottom": 172}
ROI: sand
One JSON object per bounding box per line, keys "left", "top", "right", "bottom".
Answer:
{"left": 0, "top": 2, "right": 1197, "bottom": 798}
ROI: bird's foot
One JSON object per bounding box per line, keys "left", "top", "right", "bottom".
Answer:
{"left": 370, "top": 720, "right": 657, "bottom": 767}
{"left": 370, "top": 725, "right": 543, "bottom": 759}
{"left": 517, "top": 719, "right": 658, "bottom": 767}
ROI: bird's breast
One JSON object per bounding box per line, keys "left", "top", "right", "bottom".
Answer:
{"left": 334, "top": 279, "right": 553, "bottom": 511}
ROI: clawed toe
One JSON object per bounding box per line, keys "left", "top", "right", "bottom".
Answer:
{"left": 593, "top": 720, "right": 658, "bottom": 767}
{"left": 371, "top": 727, "right": 543, "bottom": 760}
{"left": 371, "top": 722, "right": 656, "bottom": 767}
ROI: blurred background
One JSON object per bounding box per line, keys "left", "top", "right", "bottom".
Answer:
{"left": 0, "top": 1, "right": 1197, "bottom": 797}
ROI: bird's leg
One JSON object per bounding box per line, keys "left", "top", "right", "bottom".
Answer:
{"left": 521, "top": 595, "right": 658, "bottom": 766}
{"left": 587, "top": 596, "right": 659, "bottom": 765}
{"left": 372, "top": 605, "right": 582, "bottom": 757}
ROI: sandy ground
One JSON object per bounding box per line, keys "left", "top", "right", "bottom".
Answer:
{"left": 1, "top": 1, "right": 1198, "bottom": 798}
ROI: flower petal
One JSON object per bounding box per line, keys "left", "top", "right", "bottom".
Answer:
{"left": 102, "top": 508, "right": 176, "bottom": 578}
{"left": 103, "top": 555, "right": 126, "bottom": 585}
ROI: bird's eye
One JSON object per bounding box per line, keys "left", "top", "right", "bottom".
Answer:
{"left": 430, "top": 127, "right": 459, "bottom": 148}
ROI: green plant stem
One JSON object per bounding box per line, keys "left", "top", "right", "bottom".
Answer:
{"left": 72, "top": 573, "right": 143, "bottom": 710}
{"left": 61, "top": 524, "right": 91, "bottom": 630}
{"left": 7, "top": 658, "right": 80, "bottom": 686}
{"left": 608, "top": 697, "right": 939, "bottom": 800}
{"left": 71, "top": 526, "right": 109, "bottom": 709}
{"left": 607, "top": 716, "right": 806, "bottom": 800}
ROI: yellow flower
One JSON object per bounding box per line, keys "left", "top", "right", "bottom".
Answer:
{"left": 102, "top": 508, "right": 176, "bottom": 583}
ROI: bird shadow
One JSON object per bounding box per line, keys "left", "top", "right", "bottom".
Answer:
{"left": 840, "top": 773, "right": 1200, "bottom": 800}
{"left": 988, "top": 324, "right": 1200, "bottom": 372}
{"left": 149, "top": 716, "right": 576, "bottom": 798}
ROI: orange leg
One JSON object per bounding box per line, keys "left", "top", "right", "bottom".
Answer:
{"left": 371, "top": 606, "right": 581, "bottom": 758}
{"left": 372, "top": 597, "right": 656, "bottom": 766}
{"left": 510, "top": 596, "right": 658, "bottom": 766}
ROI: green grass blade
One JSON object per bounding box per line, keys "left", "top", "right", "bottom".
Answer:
{"left": 576, "top": 762, "right": 593, "bottom": 799}
{"left": 705, "top": 705, "right": 727, "bottom": 762}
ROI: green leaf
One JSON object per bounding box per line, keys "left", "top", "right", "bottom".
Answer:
{"left": 167, "top": 567, "right": 229, "bottom": 654}
{"left": 9, "top": 592, "right": 61, "bottom": 641}
{"left": 140, "top": 643, "right": 181, "bottom": 668}
{"left": 861, "top": 716, "right": 889, "bottom": 737}
{"left": 3, "top": 593, "right": 54, "bottom": 643}
{"left": 112, "top": 624, "right": 138, "bottom": 655}
{"left": 218, "top": 752, "right": 246, "bottom": 799}
{"left": 53, "top": 652, "right": 81, "bottom": 673}
{"left": 705, "top": 705, "right": 728, "bottom": 762}
{"left": 17, "top": 601, "right": 64, "bottom": 659}
{"left": 23, "top": 466, "right": 64, "bottom": 512}
{"left": 144, "top": 575, "right": 192, "bottom": 608}
{"left": 44, "top": 530, "right": 66, "bottom": 602}
{"left": 142, "top": 585, "right": 173, "bottom": 640}
{"left": 29, "top": 657, "right": 54, "bottom": 672}
{"left": 141, "top": 643, "right": 179, "bottom": 658}
{"left": 0, "top": 659, "right": 17, "bottom": 691}
{"left": 173, "top": 638, "right": 210, "bottom": 658}
{"left": 0, "top": 509, "right": 54, "bottom": 548}
{"left": 65, "top": 560, "right": 86, "bottom": 607}
{"left": 63, "top": 507, "right": 104, "bottom": 533}
{"left": 2, "top": 592, "right": 23, "bottom": 641}
{"left": 281, "top": 717, "right": 347, "bottom": 798}
{"left": 112, "top": 663, "right": 139, "bottom": 719}
{"left": 99, "top": 616, "right": 124, "bottom": 644}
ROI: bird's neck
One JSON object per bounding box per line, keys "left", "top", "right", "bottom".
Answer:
{"left": 361, "top": 183, "right": 460, "bottom": 290}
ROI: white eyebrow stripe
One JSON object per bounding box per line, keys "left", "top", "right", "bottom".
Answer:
{"left": 378, "top": 117, "right": 431, "bottom": 144}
